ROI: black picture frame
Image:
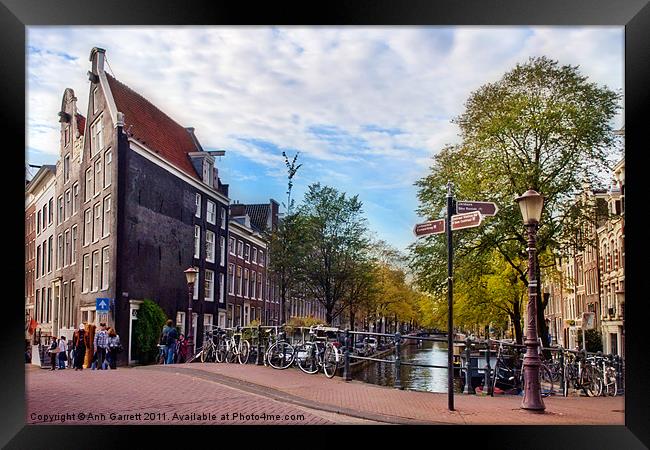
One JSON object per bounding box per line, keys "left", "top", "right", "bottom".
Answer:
{"left": 2, "top": 0, "right": 648, "bottom": 448}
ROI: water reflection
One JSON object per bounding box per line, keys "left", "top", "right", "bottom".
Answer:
{"left": 353, "top": 339, "right": 450, "bottom": 393}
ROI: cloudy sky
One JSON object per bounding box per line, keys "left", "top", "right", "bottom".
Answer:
{"left": 26, "top": 27, "right": 624, "bottom": 252}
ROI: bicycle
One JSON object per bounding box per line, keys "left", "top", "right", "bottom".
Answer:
{"left": 220, "top": 326, "right": 251, "bottom": 364}
{"left": 595, "top": 352, "right": 618, "bottom": 397}
{"left": 199, "top": 328, "right": 218, "bottom": 363}
{"left": 492, "top": 342, "right": 554, "bottom": 396}
{"left": 266, "top": 327, "right": 295, "bottom": 370}
{"left": 294, "top": 326, "right": 340, "bottom": 378}
{"left": 563, "top": 350, "right": 602, "bottom": 397}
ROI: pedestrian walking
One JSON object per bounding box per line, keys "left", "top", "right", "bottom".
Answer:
{"left": 73, "top": 323, "right": 87, "bottom": 371}
{"left": 107, "top": 327, "right": 122, "bottom": 369}
{"left": 57, "top": 336, "right": 68, "bottom": 369}
{"left": 159, "top": 320, "right": 176, "bottom": 365}
{"left": 47, "top": 337, "right": 60, "bottom": 371}
{"left": 94, "top": 323, "right": 109, "bottom": 370}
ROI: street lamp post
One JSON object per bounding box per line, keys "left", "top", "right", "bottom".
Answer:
{"left": 184, "top": 266, "right": 199, "bottom": 362}
{"left": 515, "top": 189, "right": 546, "bottom": 412}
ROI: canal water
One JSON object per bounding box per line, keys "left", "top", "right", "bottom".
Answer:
{"left": 353, "top": 339, "right": 452, "bottom": 393}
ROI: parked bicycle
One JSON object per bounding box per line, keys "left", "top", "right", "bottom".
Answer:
{"left": 491, "top": 342, "right": 554, "bottom": 396}
{"left": 216, "top": 326, "right": 250, "bottom": 364}
{"left": 266, "top": 327, "right": 295, "bottom": 370}
{"left": 594, "top": 352, "right": 618, "bottom": 397}
{"left": 563, "top": 350, "right": 602, "bottom": 397}
{"left": 294, "top": 326, "right": 340, "bottom": 378}
{"left": 199, "top": 327, "right": 218, "bottom": 363}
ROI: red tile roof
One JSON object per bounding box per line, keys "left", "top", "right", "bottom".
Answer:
{"left": 75, "top": 113, "right": 86, "bottom": 136}
{"left": 105, "top": 73, "right": 200, "bottom": 180}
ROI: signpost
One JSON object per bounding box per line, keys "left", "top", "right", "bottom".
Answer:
{"left": 96, "top": 298, "right": 110, "bottom": 324}
{"left": 414, "top": 185, "right": 498, "bottom": 411}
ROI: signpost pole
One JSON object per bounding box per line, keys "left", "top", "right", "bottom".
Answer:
{"left": 446, "top": 181, "right": 455, "bottom": 411}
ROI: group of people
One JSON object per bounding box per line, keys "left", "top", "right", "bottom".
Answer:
{"left": 48, "top": 322, "right": 122, "bottom": 370}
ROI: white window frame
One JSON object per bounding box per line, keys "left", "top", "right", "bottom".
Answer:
{"left": 64, "top": 189, "right": 71, "bottom": 220}
{"left": 252, "top": 247, "right": 257, "bottom": 265}
{"left": 93, "top": 203, "right": 102, "bottom": 243}
{"left": 84, "top": 208, "right": 92, "bottom": 246}
{"left": 91, "top": 250, "right": 100, "bottom": 292}
{"left": 94, "top": 159, "right": 102, "bottom": 197}
{"left": 71, "top": 225, "right": 78, "bottom": 264}
{"left": 205, "top": 230, "right": 215, "bottom": 263}
{"left": 203, "top": 313, "right": 213, "bottom": 334}
{"left": 219, "top": 273, "right": 225, "bottom": 303}
{"left": 104, "top": 149, "right": 112, "bottom": 188}
{"left": 220, "top": 236, "right": 225, "bottom": 266}
{"left": 72, "top": 182, "right": 79, "bottom": 215}
{"left": 176, "top": 311, "right": 186, "bottom": 336}
{"left": 259, "top": 250, "right": 265, "bottom": 267}
{"left": 85, "top": 168, "right": 93, "bottom": 203}
{"left": 228, "top": 264, "right": 234, "bottom": 295}
{"left": 193, "top": 272, "right": 200, "bottom": 300}
{"left": 93, "top": 87, "right": 100, "bottom": 114}
{"left": 64, "top": 229, "right": 71, "bottom": 267}
{"left": 57, "top": 195, "right": 64, "bottom": 225}
{"left": 101, "top": 246, "right": 110, "bottom": 291}
{"left": 194, "top": 225, "right": 201, "bottom": 259}
{"left": 206, "top": 200, "right": 216, "bottom": 225}
{"left": 243, "top": 268, "right": 249, "bottom": 298}
{"left": 251, "top": 270, "right": 256, "bottom": 299}
{"left": 220, "top": 208, "right": 226, "bottom": 229}
{"left": 82, "top": 254, "right": 90, "bottom": 293}
{"left": 103, "top": 196, "right": 111, "bottom": 238}
{"left": 195, "top": 193, "right": 201, "bottom": 218}
{"left": 237, "top": 240, "right": 243, "bottom": 259}
{"left": 244, "top": 243, "right": 250, "bottom": 263}
{"left": 229, "top": 237, "right": 235, "bottom": 255}
{"left": 57, "top": 233, "right": 63, "bottom": 269}
{"left": 204, "top": 270, "right": 214, "bottom": 302}
{"left": 64, "top": 154, "right": 71, "bottom": 182}
{"left": 90, "top": 114, "right": 104, "bottom": 158}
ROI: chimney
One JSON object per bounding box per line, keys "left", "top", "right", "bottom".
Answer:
{"left": 88, "top": 47, "right": 106, "bottom": 82}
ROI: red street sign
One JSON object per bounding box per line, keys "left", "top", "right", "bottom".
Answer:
{"left": 456, "top": 201, "right": 498, "bottom": 217}
{"left": 451, "top": 210, "right": 483, "bottom": 231}
{"left": 413, "top": 219, "right": 445, "bottom": 237}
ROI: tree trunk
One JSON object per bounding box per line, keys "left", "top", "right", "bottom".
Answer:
{"left": 512, "top": 299, "right": 523, "bottom": 345}
{"left": 535, "top": 261, "right": 551, "bottom": 356}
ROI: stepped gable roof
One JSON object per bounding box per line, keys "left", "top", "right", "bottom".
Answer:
{"left": 75, "top": 114, "right": 86, "bottom": 136}
{"left": 105, "top": 73, "right": 200, "bottom": 180}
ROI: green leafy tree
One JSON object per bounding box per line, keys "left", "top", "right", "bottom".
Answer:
{"left": 299, "top": 183, "right": 370, "bottom": 324}
{"left": 411, "top": 56, "right": 621, "bottom": 345}
{"left": 133, "top": 299, "right": 167, "bottom": 364}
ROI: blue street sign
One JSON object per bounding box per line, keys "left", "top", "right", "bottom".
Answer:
{"left": 96, "top": 298, "right": 110, "bottom": 312}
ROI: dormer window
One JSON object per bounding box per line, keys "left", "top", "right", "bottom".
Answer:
{"left": 203, "top": 159, "right": 213, "bottom": 187}
{"left": 64, "top": 126, "right": 70, "bottom": 147}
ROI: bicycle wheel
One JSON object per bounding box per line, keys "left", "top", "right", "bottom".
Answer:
{"left": 583, "top": 365, "right": 603, "bottom": 397}
{"left": 267, "top": 342, "right": 295, "bottom": 369}
{"left": 296, "top": 343, "right": 319, "bottom": 374}
{"left": 322, "top": 343, "right": 339, "bottom": 378}
{"left": 215, "top": 339, "right": 227, "bottom": 363}
{"left": 201, "top": 344, "right": 215, "bottom": 363}
{"left": 539, "top": 364, "right": 555, "bottom": 396}
{"left": 238, "top": 340, "right": 251, "bottom": 364}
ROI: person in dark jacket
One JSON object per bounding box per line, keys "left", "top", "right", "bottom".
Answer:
{"left": 73, "top": 323, "right": 87, "bottom": 370}
{"left": 106, "top": 327, "right": 121, "bottom": 369}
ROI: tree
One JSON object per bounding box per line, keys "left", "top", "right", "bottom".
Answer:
{"left": 133, "top": 299, "right": 167, "bottom": 364}
{"left": 267, "top": 152, "right": 304, "bottom": 324}
{"left": 299, "top": 183, "right": 370, "bottom": 324}
{"left": 411, "top": 56, "right": 621, "bottom": 345}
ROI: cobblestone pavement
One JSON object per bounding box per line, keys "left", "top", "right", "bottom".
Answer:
{"left": 25, "top": 364, "right": 376, "bottom": 425}
{"left": 136, "top": 362, "right": 625, "bottom": 425}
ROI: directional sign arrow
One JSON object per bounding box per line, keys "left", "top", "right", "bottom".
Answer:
{"left": 451, "top": 210, "right": 483, "bottom": 231}
{"left": 456, "top": 201, "right": 498, "bottom": 217}
{"left": 413, "top": 219, "right": 445, "bottom": 237}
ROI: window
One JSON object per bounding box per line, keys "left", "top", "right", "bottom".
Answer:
{"left": 235, "top": 305, "right": 242, "bottom": 327}
{"left": 64, "top": 126, "right": 70, "bottom": 147}
{"left": 36, "top": 245, "right": 41, "bottom": 279}
{"left": 244, "top": 244, "right": 250, "bottom": 262}
{"left": 203, "top": 160, "right": 212, "bottom": 186}
{"left": 176, "top": 312, "right": 186, "bottom": 336}
{"left": 205, "top": 230, "right": 215, "bottom": 263}
{"left": 227, "top": 304, "right": 234, "bottom": 327}
{"left": 62, "top": 282, "right": 69, "bottom": 329}
{"left": 57, "top": 234, "right": 63, "bottom": 269}
{"left": 47, "top": 236, "right": 53, "bottom": 272}
{"left": 94, "top": 159, "right": 102, "bottom": 196}
{"left": 85, "top": 168, "right": 93, "bottom": 202}
{"left": 37, "top": 210, "right": 41, "bottom": 235}
{"left": 259, "top": 250, "right": 265, "bottom": 267}
{"left": 82, "top": 254, "right": 90, "bottom": 292}
{"left": 64, "top": 154, "right": 70, "bottom": 182}
{"left": 219, "top": 273, "right": 225, "bottom": 303}
{"left": 220, "top": 208, "right": 226, "bottom": 229}
{"left": 104, "top": 150, "right": 112, "bottom": 188}
{"left": 65, "top": 189, "right": 71, "bottom": 220}
{"left": 195, "top": 193, "right": 201, "bottom": 218}
{"left": 220, "top": 236, "right": 225, "bottom": 266}
{"left": 93, "top": 203, "right": 102, "bottom": 242}
{"left": 237, "top": 240, "right": 243, "bottom": 258}
{"left": 35, "top": 290, "right": 41, "bottom": 322}
{"left": 93, "top": 87, "right": 100, "bottom": 113}
{"left": 103, "top": 196, "right": 111, "bottom": 237}
{"left": 101, "top": 246, "right": 109, "bottom": 290}
{"left": 207, "top": 200, "right": 216, "bottom": 224}
{"left": 243, "top": 269, "right": 249, "bottom": 298}
{"left": 48, "top": 198, "right": 53, "bottom": 224}
{"left": 236, "top": 266, "right": 242, "bottom": 296}
{"left": 252, "top": 247, "right": 257, "bottom": 265}
{"left": 71, "top": 225, "right": 78, "bottom": 264}
{"left": 194, "top": 226, "right": 201, "bottom": 259}
{"left": 205, "top": 270, "right": 214, "bottom": 302}
{"left": 257, "top": 272, "right": 262, "bottom": 300}
{"left": 203, "top": 314, "right": 213, "bottom": 334}
{"left": 90, "top": 115, "right": 104, "bottom": 157}
{"left": 228, "top": 264, "right": 235, "bottom": 294}
{"left": 72, "top": 182, "right": 79, "bottom": 215}
{"left": 193, "top": 272, "right": 200, "bottom": 300}
{"left": 84, "top": 209, "right": 92, "bottom": 246}
{"left": 57, "top": 196, "right": 64, "bottom": 224}
{"left": 91, "top": 250, "right": 100, "bottom": 292}
{"left": 70, "top": 280, "right": 76, "bottom": 328}
{"left": 229, "top": 237, "right": 235, "bottom": 255}
{"left": 64, "top": 229, "right": 71, "bottom": 266}
{"left": 251, "top": 270, "right": 256, "bottom": 299}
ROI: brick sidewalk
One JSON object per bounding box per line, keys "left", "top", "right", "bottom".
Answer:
{"left": 25, "top": 364, "right": 374, "bottom": 425}
{"left": 138, "top": 362, "right": 625, "bottom": 425}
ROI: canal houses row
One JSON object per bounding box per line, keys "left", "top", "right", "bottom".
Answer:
{"left": 24, "top": 47, "right": 319, "bottom": 365}
{"left": 541, "top": 156, "right": 625, "bottom": 358}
